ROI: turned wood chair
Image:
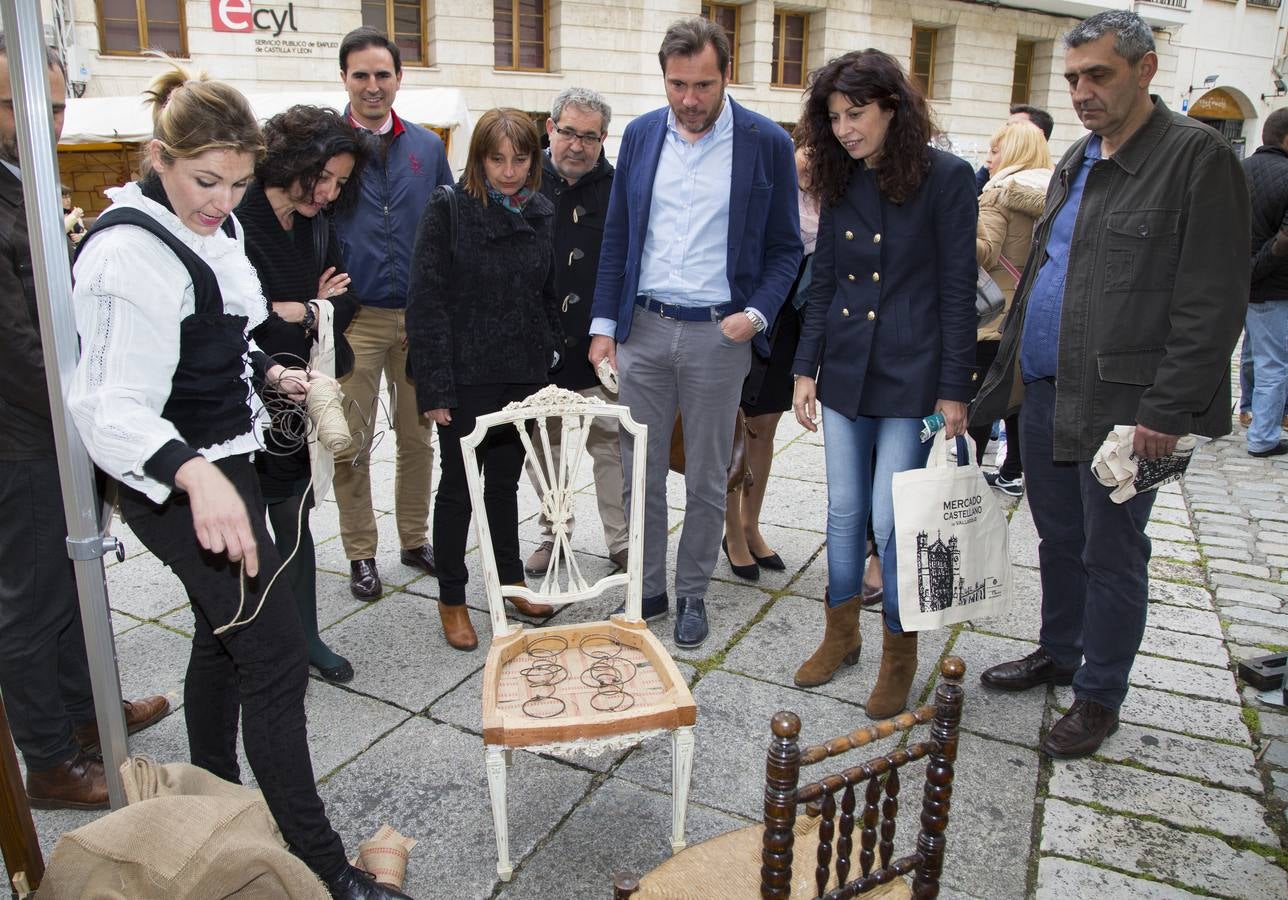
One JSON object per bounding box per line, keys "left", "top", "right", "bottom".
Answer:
{"left": 460, "top": 385, "right": 697, "bottom": 882}
{"left": 612, "top": 657, "right": 965, "bottom": 900}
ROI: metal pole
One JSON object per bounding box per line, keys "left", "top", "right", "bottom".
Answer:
{"left": 0, "top": 0, "right": 128, "bottom": 808}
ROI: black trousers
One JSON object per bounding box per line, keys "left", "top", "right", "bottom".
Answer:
{"left": 434, "top": 382, "right": 539, "bottom": 605}
{"left": 1022, "top": 378, "right": 1155, "bottom": 708}
{"left": 968, "top": 339, "right": 1022, "bottom": 478}
{"left": 118, "top": 455, "right": 346, "bottom": 880}
{"left": 0, "top": 457, "right": 95, "bottom": 770}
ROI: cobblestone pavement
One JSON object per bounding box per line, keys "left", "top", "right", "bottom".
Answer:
{"left": 22, "top": 409, "right": 1288, "bottom": 898}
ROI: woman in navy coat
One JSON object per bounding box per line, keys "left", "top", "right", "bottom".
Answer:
{"left": 790, "top": 50, "right": 977, "bottom": 717}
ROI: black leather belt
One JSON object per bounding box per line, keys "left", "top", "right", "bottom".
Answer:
{"left": 635, "top": 295, "right": 734, "bottom": 322}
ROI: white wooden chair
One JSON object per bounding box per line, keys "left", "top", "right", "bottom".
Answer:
{"left": 460, "top": 384, "right": 697, "bottom": 881}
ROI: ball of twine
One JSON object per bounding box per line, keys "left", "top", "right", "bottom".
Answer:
{"left": 306, "top": 377, "right": 352, "bottom": 452}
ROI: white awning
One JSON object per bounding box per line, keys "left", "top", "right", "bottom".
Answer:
{"left": 60, "top": 87, "right": 472, "bottom": 173}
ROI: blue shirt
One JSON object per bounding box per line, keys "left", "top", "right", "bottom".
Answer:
{"left": 1019, "top": 135, "right": 1102, "bottom": 382}
{"left": 591, "top": 99, "right": 760, "bottom": 339}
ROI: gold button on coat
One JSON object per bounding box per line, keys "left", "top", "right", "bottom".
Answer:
{"left": 866, "top": 310, "right": 876, "bottom": 320}
{"left": 845, "top": 230, "right": 854, "bottom": 240}
{"left": 873, "top": 233, "right": 882, "bottom": 244}
{"left": 848, "top": 273, "right": 856, "bottom": 281}
{"left": 842, "top": 308, "right": 850, "bottom": 316}
{"left": 872, "top": 272, "right": 880, "bottom": 282}
{"left": 971, "top": 372, "right": 978, "bottom": 382}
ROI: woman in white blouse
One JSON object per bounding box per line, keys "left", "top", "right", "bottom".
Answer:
{"left": 67, "top": 62, "right": 409, "bottom": 900}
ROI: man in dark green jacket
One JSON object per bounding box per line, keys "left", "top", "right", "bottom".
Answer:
{"left": 971, "top": 11, "right": 1248, "bottom": 759}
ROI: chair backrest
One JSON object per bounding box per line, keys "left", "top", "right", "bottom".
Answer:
{"left": 762, "top": 657, "right": 966, "bottom": 899}
{"left": 459, "top": 384, "right": 648, "bottom": 639}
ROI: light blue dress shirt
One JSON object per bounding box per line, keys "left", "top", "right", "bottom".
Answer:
{"left": 592, "top": 99, "right": 764, "bottom": 339}
{"left": 1019, "top": 135, "right": 1102, "bottom": 382}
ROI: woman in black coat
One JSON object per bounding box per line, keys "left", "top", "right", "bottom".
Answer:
{"left": 241, "top": 105, "right": 370, "bottom": 684}
{"left": 790, "top": 50, "right": 977, "bottom": 716}
{"left": 406, "top": 108, "right": 565, "bottom": 651}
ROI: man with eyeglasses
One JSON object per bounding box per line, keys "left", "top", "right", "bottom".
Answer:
{"left": 523, "top": 87, "right": 629, "bottom": 577}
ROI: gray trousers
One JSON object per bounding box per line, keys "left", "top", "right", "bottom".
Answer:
{"left": 617, "top": 304, "right": 752, "bottom": 599}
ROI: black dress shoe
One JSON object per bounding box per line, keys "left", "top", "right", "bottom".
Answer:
{"left": 1249, "top": 440, "right": 1288, "bottom": 458}
{"left": 314, "top": 658, "right": 355, "bottom": 684}
{"left": 722, "top": 538, "right": 759, "bottom": 581}
{"left": 1040, "top": 699, "right": 1119, "bottom": 759}
{"left": 324, "top": 864, "right": 414, "bottom": 899}
{"left": 674, "top": 597, "right": 709, "bottom": 649}
{"left": 612, "top": 591, "right": 669, "bottom": 621}
{"left": 980, "top": 647, "right": 1077, "bottom": 692}
{"left": 349, "top": 558, "right": 382, "bottom": 601}
{"left": 399, "top": 544, "right": 437, "bottom": 576}
{"left": 752, "top": 551, "right": 786, "bottom": 571}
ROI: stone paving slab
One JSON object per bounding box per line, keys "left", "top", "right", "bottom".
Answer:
{"left": 1137, "top": 626, "right": 1230, "bottom": 669}
{"left": 948, "top": 630, "right": 1046, "bottom": 749}
{"left": 719, "top": 595, "right": 951, "bottom": 716}
{"left": 1216, "top": 587, "right": 1284, "bottom": 610}
{"left": 1040, "top": 799, "right": 1287, "bottom": 900}
{"left": 1035, "top": 857, "right": 1209, "bottom": 900}
{"left": 1146, "top": 603, "right": 1225, "bottom": 640}
{"left": 613, "top": 670, "right": 900, "bottom": 821}
{"left": 1047, "top": 758, "right": 1277, "bottom": 844}
{"left": 1091, "top": 721, "right": 1262, "bottom": 792}
{"left": 1149, "top": 579, "right": 1215, "bottom": 610}
{"left": 319, "top": 718, "right": 594, "bottom": 899}
{"left": 323, "top": 591, "right": 489, "bottom": 711}
{"left": 502, "top": 778, "right": 748, "bottom": 899}
{"left": 1128, "top": 653, "right": 1242, "bottom": 704}
{"left": 105, "top": 547, "right": 188, "bottom": 620}
{"left": 1053, "top": 684, "right": 1251, "bottom": 746}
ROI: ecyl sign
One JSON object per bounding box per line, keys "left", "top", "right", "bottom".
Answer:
{"left": 211, "top": 0, "right": 300, "bottom": 37}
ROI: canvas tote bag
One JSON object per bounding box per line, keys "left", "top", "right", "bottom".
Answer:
{"left": 893, "top": 433, "right": 1013, "bottom": 631}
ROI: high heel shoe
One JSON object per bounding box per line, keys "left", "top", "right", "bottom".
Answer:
{"left": 722, "top": 537, "right": 760, "bottom": 581}
{"left": 752, "top": 550, "right": 786, "bottom": 571}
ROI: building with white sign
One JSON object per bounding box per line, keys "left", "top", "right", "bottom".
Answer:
{"left": 32, "top": 0, "right": 1288, "bottom": 213}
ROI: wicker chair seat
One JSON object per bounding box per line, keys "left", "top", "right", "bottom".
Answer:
{"left": 634, "top": 816, "right": 910, "bottom": 900}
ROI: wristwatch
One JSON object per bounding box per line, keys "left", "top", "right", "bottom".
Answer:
{"left": 300, "top": 303, "right": 317, "bottom": 333}
{"left": 744, "top": 308, "right": 767, "bottom": 332}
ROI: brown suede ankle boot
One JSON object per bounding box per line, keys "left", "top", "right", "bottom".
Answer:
{"left": 504, "top": 582, "right": 555, "bottom": 618}
{"left": 793, "top": 591, "right": 863, "bottom": 688}
{"left": 865, "top": 626, "right": 918, "bottom": 719}
{"left": 438, "top": 602, "right": 478, "bottom": 651}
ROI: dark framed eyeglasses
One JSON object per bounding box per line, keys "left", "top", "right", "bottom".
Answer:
{"left": 552, "top": 125, "right": 603, "bottom": 147}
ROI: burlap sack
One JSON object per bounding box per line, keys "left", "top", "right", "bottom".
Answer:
{"left": 36, "top": 756, "right": 328, "bottom": 899}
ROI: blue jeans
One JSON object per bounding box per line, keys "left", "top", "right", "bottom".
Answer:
{"left": 1022, "top": 379, "right": 1155, "bottom": 710}
{"left": 821, "top": 408, "right": 931, "bottom": 633}
{"left": 1245, "top": 301, "right": 1288, "bottom": 452}
{"left": 1240, "top": 328, "right": 1253, "bottom": 414}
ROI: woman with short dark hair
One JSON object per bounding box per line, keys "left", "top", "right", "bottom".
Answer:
{"left": 239, "top": 104, "right": 371, "bottom": 683}
{"left": 790, "top": 50, "right": 977, "bottom": 717}
{"left": 406, "top": 107, "right": 564, "bottom": 651}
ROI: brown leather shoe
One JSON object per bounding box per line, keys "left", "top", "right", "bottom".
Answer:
{"left": 400, "top": 544, "right": 437, "bottom": 576}
{"left": 438, "top": 602, "right": 478, "bottom": 651}
{"left": 27, "top": 751, "right": 108, "bottom": 810}
{"left": 1040, "top": 699, "right": 1119, "bottom": 759}
{"left": 75, "top": 695, "right": 171, "bottom": 752}
{"left": 980, "top": 647, "right": 1077, "bottom": 692}
{"left": 504, "top": 583, "right": 555, "bottom": 618}
{"left": 350, "top": 558, "right": 382, "bottom": 601}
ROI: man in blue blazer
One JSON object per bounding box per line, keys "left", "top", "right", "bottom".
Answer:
{"left": 589, "top": 17, "right": 802, "bottom": 648}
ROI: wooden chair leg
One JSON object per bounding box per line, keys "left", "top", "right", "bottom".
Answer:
{"left": 0, "top": 694, "right": 43, "bottom": 893}
{"left": 485, "top": 746, "right": 513, "bottom": 881}
{"left": 670, "top": 725, "right": 695, "bottom": 853}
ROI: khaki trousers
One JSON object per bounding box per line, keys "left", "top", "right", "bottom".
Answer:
{"left": 333, "top": 306, "right": 434, "bottom": 559}
{"left": 523, "top": 383, "right": 629, "bottom": 556}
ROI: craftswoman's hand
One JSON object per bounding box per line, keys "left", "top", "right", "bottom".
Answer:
{"left": 588, "top": 335, "right": 617, "bottom": 375}
{"left": 317, "top": 267, "right": 351, "bottom": 299}
{"left": 425, "top": 408, "right": 452, "bottom": 426}
{"left": 271, "top": 301, "right": 307, "bottom": 324}
{"left": 174, "top": 457, "right": 260, "bottom": 577}
{"left": 793, "top": 376, "right": 819, "bottom": 432}
{"left": 935, "top": 399, "right": 968, "bottom": 439}
{"left": 720, "top": 312, "right": 756, "bottom": 343}
{"left": 266, "top": 364, "right": 311, "bottom": 403}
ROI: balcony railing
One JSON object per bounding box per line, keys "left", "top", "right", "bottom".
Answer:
{"left": 1249, "top": 0, "right": 1282, "bottom": 9}
{"left": 1141, "top": 0, "right": 1189, "bottom": 8}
